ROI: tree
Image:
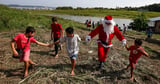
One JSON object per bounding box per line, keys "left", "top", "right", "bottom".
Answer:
{"left": 129, "top": 13, "right": 148, "bottom": 31}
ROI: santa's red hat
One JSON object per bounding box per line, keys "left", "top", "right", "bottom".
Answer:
{"left": 104, "top": 16, "right": 114, "bottom": 24}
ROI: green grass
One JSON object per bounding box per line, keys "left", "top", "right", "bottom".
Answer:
{"left": 127, "top": 30, "right": 160, "bottom": 40}
{"left": 0, "top": 5, "right": 159, "bottom": 40}
{"left": 28, "top": 9, "right": 160, "bottom": 19}
{"left": 0, "top": 5, "right": 86, "bottom": 32}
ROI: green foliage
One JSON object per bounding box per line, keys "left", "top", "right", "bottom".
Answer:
{"left": 0, "top": 5, "right": 51, "bottom": 32}
{"left": 46, "top": 9, "right": 160, "bottom": 19}
{"left": 56, "top": 6, "right": 73, "bottom": 10}
{"left": 129, "top": 13, "right": 148, "bottom": 31}
{"left": 140, "top": 3, "right": 160, "bottom": 12}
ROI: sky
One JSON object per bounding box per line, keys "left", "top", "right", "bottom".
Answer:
{"left": 0, "top": 0, "right": 160, "bottom": 8}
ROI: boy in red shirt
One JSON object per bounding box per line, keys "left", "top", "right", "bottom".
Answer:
{"left": 125, "top": 39, "right": 149, "bottom": 80}
{"left": 51, "top": 17, "right": 64, "bottom": 58}
{"left": 11, "top": 26, "right": 52, "bottom": 78}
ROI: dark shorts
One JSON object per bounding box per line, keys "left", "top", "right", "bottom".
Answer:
{"left": 70, "top": 54, "right": 78, "bottom": 60}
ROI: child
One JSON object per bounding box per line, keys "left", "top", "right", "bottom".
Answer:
{"left": 51, "top": 17, "right": 64, "bottom": 58}
{"left": 54, "top": 27, "right": 81, "bottom": 76}
{"left": 125, "top": 39, "right": 149, "bottom": 80}
{"left": 11, "top": 26, "right": 52, "bottom": 78}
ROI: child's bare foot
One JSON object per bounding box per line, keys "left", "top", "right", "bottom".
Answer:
{"left": 130, "top": 77, "right": 133, "bottom": 80}
{"left": 55, "top": 54, "right": 59, "bottom": 58}
{"left": 23, "top": 73, "right": 28, "bottom": 78}
{"left": 70, "top": 71, "right": 75, "bottom": 76}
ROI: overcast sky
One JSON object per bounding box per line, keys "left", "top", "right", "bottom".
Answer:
{"left": 0, "top": 0, "right": 160, "bottom": 8}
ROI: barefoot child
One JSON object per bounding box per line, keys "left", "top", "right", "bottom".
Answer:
{"left": 125, "top": 39, "right": 149, "bottom": 80}
{"left": 11, "top": 26, "right": 52, "bottom": 77}
{"left": 54, "top": 27, "right": 81, "bottom": 75}
{"left": 50, "top": 17, "right": 64, "bottom": 58}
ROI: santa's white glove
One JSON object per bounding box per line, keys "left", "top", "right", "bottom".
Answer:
{"left": 122, "top": 39, "right": 126, "bottom": 46}
{"left": 85, "top": 35, "right": 91, "bottom": 42}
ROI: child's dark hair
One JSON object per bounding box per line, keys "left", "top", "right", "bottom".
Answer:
{"left": 52, "top": 17, "right": 57, "bottom": 21}
{"left": 65, "top": 27, "right": 74, "bottom": 34}
{"left": 135, "top": 39, "right": 142, "bottom": 46}
{"left": 25, "top": 26, "right": 35, "bottom": 33}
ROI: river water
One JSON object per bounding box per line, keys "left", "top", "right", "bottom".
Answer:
{"left": 47, "top": 14, "right": 133, "bottom": 29}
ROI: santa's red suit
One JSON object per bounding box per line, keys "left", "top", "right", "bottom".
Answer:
{"left": 86, "top": 16, "right": 126, "bottom": 62}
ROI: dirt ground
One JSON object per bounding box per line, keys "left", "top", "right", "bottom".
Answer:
{"left": 0, "top": 28, "right": 160, "bottom": 84}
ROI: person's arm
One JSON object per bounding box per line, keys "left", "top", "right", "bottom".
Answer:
{"left": 59, "top": 24, "right": 64, "bottom": 38}
{"left": 138, "top": 48, "right": 149, "bottom": 57}
{"left": 51, "top": 31, "right": 53, "bottom": 40}
{"left": 114, "top": 26, "right": 126, "bottom": 46}
{"left": 51, "top": 24, "right": 54, "bottom": 40}
{"left": 86, "top": 25, "right": 100, "bottom": 42}
{"left": 54, "top": 40, "right": 60, "bottom": 44}
{"left": 125, "top": 44, "right": 130, "bottom": 51}
{"left": 35, "top": 41, "right": 51, "bottom": 47}
{"left": 61, "top": 30, "right": 64, "bottom": 38}
{"left": 10, "top": 39, "right": 18, "bottom": 56}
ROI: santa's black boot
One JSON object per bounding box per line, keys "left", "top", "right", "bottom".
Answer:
{"left": 97, "top": 61, "right": 103, "bottom": 70}
{"left": 101, "top": 61, "right": 105, "bottom": 69}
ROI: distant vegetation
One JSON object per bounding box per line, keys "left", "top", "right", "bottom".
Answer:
{"left": 56, "top": 3, "right": 160, "bottom": 12}
{"left": 54, "top": 3, "right": 160, "bottom": 18}
{"left": 0, "top": 5, "right": 51, "bottom": 32}
{"left": 129, "top": 13, "right": 148, "bottom": 31}
{"left": 0, "top": 3, "right": 160, "bottom": 32}
{"left": 0, "top": 5, "right": 86, "bottom": 32}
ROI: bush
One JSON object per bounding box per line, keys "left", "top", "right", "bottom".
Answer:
{"left": 129, "top": 13, "right": 148, "bottom": 31}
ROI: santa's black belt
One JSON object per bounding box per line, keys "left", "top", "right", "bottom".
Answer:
{"left": 99, "top": 39, "right": 108, "bottom": 45}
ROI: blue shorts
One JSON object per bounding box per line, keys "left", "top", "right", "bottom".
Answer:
{"left": 70, "top": 54, "right": 78, "bottom": 60}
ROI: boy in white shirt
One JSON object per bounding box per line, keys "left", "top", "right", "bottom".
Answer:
{"left": 54, "top": 27, "right": 81, "bottom": 75}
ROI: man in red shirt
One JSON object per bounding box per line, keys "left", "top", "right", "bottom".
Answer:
{"left": 51, "top": 17, "right": 64, "bottom": 58}
{"left": 125, "top": 39, "right": 149, "bottom": 80}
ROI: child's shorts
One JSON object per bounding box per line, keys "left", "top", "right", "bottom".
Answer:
{"left": 20, "top": 50, "right": 30, "bottom": 62}
{"left": 70, "top": 54, "right": 78, "bottom": 60}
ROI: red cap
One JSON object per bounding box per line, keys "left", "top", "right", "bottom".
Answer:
{"left": 105, "top": 16, "right": 112, "bottom": 20}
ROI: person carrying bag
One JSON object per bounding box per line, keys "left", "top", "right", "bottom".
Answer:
{"left": 12, "top": 38, "right": 30, "bottom": 59}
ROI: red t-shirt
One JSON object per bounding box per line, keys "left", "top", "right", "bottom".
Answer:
{"left": 128, "top": 45, "right": 145, "bottom": 63}
{"left": 51, "top": 22, "right": 63, "bottom": 37}
{"left": 14, "top": 33, "right": 37, "bottom": 52}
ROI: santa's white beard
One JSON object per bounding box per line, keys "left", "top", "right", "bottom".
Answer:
{"left": 102, "top": 23, "right": 115, "bottom": 34}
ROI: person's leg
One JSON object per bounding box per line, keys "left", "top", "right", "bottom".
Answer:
{"left": 29, "top": 59, "right": 36, "bottom": 65}
{"left": 126, "top": 60, "right": 131, "bottom": 70}
{"left": 28, "top": 59, "right": 37, "bottom": 70}
{"left": 98, "top": 44, "right": 105, "bottom": 62}
{"left": 71, "top": 59, "right": 76, "bottom": 76}
{"left": 103, "top": 47, "right": 110, "bottom": 61}
{"left": 54, "top": 37, "right": 59, "bottom": 58}
{"left": 126, "top": 64, "right": 130, "bottom": 70}
{"left": 59, "top": 43, "right": 62, "bottom": 50}
{"left": 21, "top": 50, "right": 30, "bottom": 77}
{"left": 54, "top": 43, "right": 59, "bottom": 58}
{"left": 98, "top": 44, "right": 104, "bottom": 68}
{"left": 24, "top": 61, "right": 29, "bottom": 77}
{"left": 130, "top": 62, "right": 135, "bottom": 80}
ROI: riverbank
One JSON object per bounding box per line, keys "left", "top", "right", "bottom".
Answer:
{"left": 29, "top": 9, "right": 160, "bottom": 19}
{"left": 0, "top": 5, "right": 160, "bottom": 84}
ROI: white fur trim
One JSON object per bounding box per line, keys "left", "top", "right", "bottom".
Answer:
{"left": 122, "top": 39, "right": 126, "bottom": 46}
{"left": 102, "top": 20, "right": 115, "bottom": 34}
{"left": 100, "top": 19, "right": 104, "bottom": 24}
{"left": 86, "top": 35, "right": 91, "bottom": 42}
{"left": 97, "top": 40, "right": 113, "bottom": 48}
{"left": 104, "top": 19, "right": 115, "bottom": 25}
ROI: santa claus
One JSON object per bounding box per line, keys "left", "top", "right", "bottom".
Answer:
{"left": 86, "top": 16, "right": 126, "bottom": 69}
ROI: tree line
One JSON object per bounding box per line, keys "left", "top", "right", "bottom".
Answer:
{"left": 56, "top": 3, "right": 160, "bottom": 12}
